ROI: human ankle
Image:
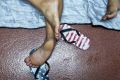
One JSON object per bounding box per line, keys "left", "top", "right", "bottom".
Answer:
{"left": 43, "top": 39, "right": 56, "bottom": 50}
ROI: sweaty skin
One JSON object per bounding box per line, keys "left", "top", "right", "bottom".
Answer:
{"left": 102, "top": 0, "right": 120, "bottom": 20}
{"left": 24, "top": 0, "right": 63, "bottom": 68}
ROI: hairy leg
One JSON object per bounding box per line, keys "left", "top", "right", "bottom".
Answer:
{"left": 24, "top": 0, "right": 63, "bottom": 68}
{"left": 102, "top": 0, "right": 120, "bottom": 20}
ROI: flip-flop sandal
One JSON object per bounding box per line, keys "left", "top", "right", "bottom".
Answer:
{"left": 60, "top": 24, "right": 90, "bottom": 50}
{"left": 29, "top": 49, "right": 50, "bottom": 80}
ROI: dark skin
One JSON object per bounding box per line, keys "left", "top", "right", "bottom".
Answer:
{"left": 24, "top": 0, "right": 119, "bottom": 68}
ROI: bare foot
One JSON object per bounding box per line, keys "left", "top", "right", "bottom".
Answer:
{"left": 102, "top": 0, "right": 120, "bottom": 20}
{"left": 55, "top": 25, "right": 61, "bottom": 40}
{"left": 24, "top": 39, "right": 55, "bottom": 68}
